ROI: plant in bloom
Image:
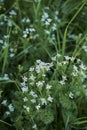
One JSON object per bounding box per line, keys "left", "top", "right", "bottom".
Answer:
{"left": 12, "top": 53, "right": 87, "bottom": 130}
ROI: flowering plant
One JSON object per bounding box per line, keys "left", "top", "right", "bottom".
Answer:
{"left": 11, "top": 53, "right": 87, "bottom": 130}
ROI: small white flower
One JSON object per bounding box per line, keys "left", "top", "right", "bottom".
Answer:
{"left": 29, "top": 67, "right": 34, "bottom": 72}
{"left": 21, "top": 86, "right": 28, "bottom": 93}
{"left": 23, "top": 34, "right": 27, "bottom": 38}
{"left": 23, "top": 105, "right": 30, "bottom": 112}
{"left": 70, "top": 57, "right": 75, "bottom": 61}
{"left": 30, "top": 90, "right": 35, "bottom": 96}
{"left": 51, "top": 56, "right": 56, "bottom": 61}
{"left": 9, "top": 10, "right": 17, "bottom": 15}
{"left": 9, "top": 48, "right": 14, "bottom": 52}
{"left": 0, "top": 39, "right": 3, "bottom": 44}
{"left": 5, "top": 111, "right": 10, "bottom": 115}
{"left": 42, "top": 12, "right": 49, "bottom": 21}
{"left": 80, "top": 63, "right": 87, "bottom": 70}
{"left": 64, "top": 56, "right": 70, "bottom": 60}
{"left": 10, "top": 53, "right": 15, "bottom": 57}
{"left": 44, "top": 30, "right": 50, "bottom": 35}
{"left": 36, "top": 104, "right": 40, "bottom": 110}
{"left": 32, "top": 124, "right": 37, "bottom": 129}
{"left": 8, "top": 104, "right": 14, "bottom": 112}
{"left": 59, "top": 80, "right": 65, "bottom": 85}
{"left": 20, "top": 82, "right": 26, "bottom": 87}
{"left": 31, "top": 99, "right": 36, "bottom": 103}
{"left": 52, "top": 23, "right": 57, "bottom": 31}
{"left": 1, "top": 99, "right": 7, "bottom": 106}
{"left": 30, "top": 91, "right": 38, "bottom": 98}
{"left": 62, "top": 76, "right": 67, "bottom": 81}
{"left": 3, "top": 74, "right": 9, "bottom": 80}
{"left": 23, "top": 97, "right": 28, "bottom": 102}
{"left": 68, "top": 34, "right": 76, "bottom": 39}
{"left": 47, "top": 95, "right": 53, "bottom": 102}
{"left": 40, "top": 98, "right": 47, "bottom": 105}
{"left": 29, "top": 28, "right": 35, "bottom": 32}
{"left": 62, "top": 61, "right": 68, "bottom": 64}
{"left": 22, "top": 76, "right": 27, "bottom": 82}
{"left": 29, "top": 74, "right": 36, "bottom": 81}
{"left": 7, "top": 20, "right": 12, "bottom": 27}
{"left": 72, "top": 72, "right": 78, "bottom": 77}
{"left": 36, "top": 81, "right": 44, "bottom": 87}
{"left": 46, "top": 84, "right": 52, "bottom": 89}
{"left": 69, "top": 92, "right": 74, "bottom": 99}
{"left": 73, "top": 65, "right": 78, "bottom": 72}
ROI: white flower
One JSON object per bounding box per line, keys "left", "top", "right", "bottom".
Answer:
{"left": 46, "top": 84, "right": 52, "bottom": 89}
{"left": 69, "top": 92, "right": 74, "bottom": 99}
{"left": 29, "top": 28, "right": 35, "bottom": 32}
{"left": 23, "top": 105, "right": 30, "bottom": 112}
{"left": 22, "top": 18, "right": 30, "bottom": 23}
{"left": 1, "top": 99, "right": 7, "bottom": 105}
{"left": 64, "top": 56, "right": 70, "bottom": 60}
{"left": 5, "top": 111, "right": 10, "bottom": 115}
{"left": 73, "top": 65, "right": 78, "bottom": 72}
{"left": 42, "top": 12, "right": 49, "bottom": 21}
{"left": 44, "top": 30, "right": 50, "bottom": 35}
{"left": 36, "top": 81, "right": 44, "bottom": 87}
{"left": 29, "top": 67, "right": 34, "bottom": 72}
{"left": 9, "top": 10, "right": 17, "bottom": 15}
{"left": 20, "top": 82, "right": 26, "bottom": 87}
{"left": 21, "top": 86, "right": 28, "bottom": 93}
{"left": 59, "top": 80, "right": 65, "bottom": 85}
{"left": 23, "top": 97, "right": 28, "bottom": 102}
{"left": 30, "top": 90, "right": 35, "bottom": 96}
{"left": 72, "top": 71, "right": 78, "bottom": 76}
{"left": 80, "top": 63, "right": 87, "bottom": 70}
{"left": 44, "top": 18, "right": 52, "bottom": 25}
{"left": 29, "top": 74, "right": 36, "bottom": 81}
{"left": 8, "top": 104, "right": 14, "bottom": 112}
{"left": 33, "top": 94, "right": 38, "bottom": 98}
{"left": 22, "top": 76, "right": 27, "bottom": 82}
{"left": 62, "top": 76, "right": 67, "bottom": 81}
{"left": 7, "top": 20, "right": 12, "bottom": 27}
{"left": 52, "top": 23, "right": 57, "bottom": 31}
{"left": 30, "top": 90, "right": 38, "bottom": 98}
{"left": 40, "top": 98, "right": 47, "bottom": 105}
{"left": 51, "top": 56, "right": 56, "bottom": 61}
{"left": 32, "top": 124, "right": 37, "bottom": 129}
{"left": 47, "top": 95, "right": 53, "bottom": 102}
{"left": 31, "top": 99, "right": 36, "bottom": 103}
{"left": 3, "top": 74, "right": 9, "bottom": 80}
{"left": 23, "top": 34, "right": 27, "bottom": 38}
{"left": 68, "top": 34, "right": 76, "bottom": 39}
{"left": 36, "top": 104, "right": 40, "bottom": 110}
{"left": 0, "top": 39, "right": 3, "bottom": 44}
{"left": 70, "top": 57, "right": 75, "bottom": 61}
{"left": 62, "top": 61, "right": 68, "bottom": 64}
{"left": 10, "top": 53, "right": 15, "bottom": 57}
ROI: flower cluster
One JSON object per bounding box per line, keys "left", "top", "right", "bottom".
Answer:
{"left": 12, "top": 53, "right": 87, "bottom": 129}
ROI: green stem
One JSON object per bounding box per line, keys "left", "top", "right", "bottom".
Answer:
{"left": 62, "top": 1, "right": 86, "bottom": 58}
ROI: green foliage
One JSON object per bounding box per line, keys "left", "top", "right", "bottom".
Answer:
{"left": 0, "top": 0, "right": 87, "bottom": 130}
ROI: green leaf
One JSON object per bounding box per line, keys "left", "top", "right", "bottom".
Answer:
{"left": 39, "top": 109, "right": 54, "bottom": 125}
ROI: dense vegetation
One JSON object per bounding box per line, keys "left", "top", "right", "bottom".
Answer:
{"left": 0, "top": 0, "right": 87, "bottom": 130}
